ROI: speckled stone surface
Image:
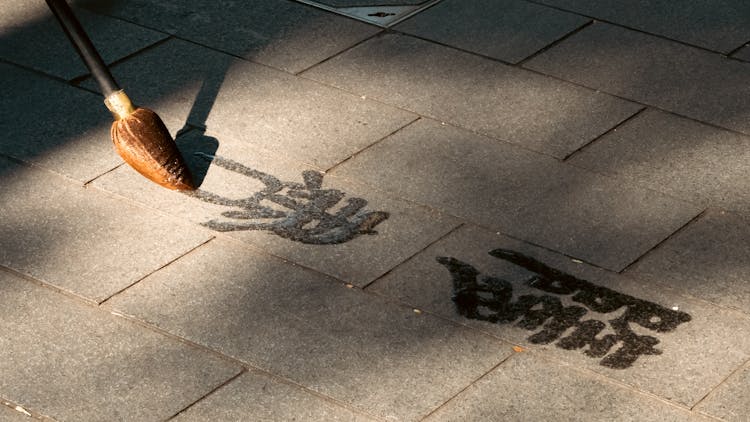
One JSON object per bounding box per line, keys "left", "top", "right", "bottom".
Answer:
{"left": 80, "top": 0, "right": 381, "bottom": 73}
{"left": 625, "top": 210, "right": 750, "bottom": 314}
{"left": 695, "top": 362, "right": 750, "bottom": 422}
{"left": 568, "top": 109, "right": 750, "bottom": 212}
{"left": 0, "top": 63, "right": 122, "bottom": 182}
{"left": 0, "top": 0, "right": 167, "bottom": 80}
{"left": 395, "top": 0, "right": 589, "bottom": 63}
{"left": 524, "top": 23, "right": 750, "bottom": 135}
{"left": 173, "top": 371, "right": 375, "bottom": 421}
{"left": 533, "top": 0, "right": 750, "bottom": 53}
{"left": 3, "top": 1, "right": 749, "bottom": 419}
{"left": 0, "top": 269, "right": 241, "bottom": 422}
{"left": 331, "top": 118, "right": 701, "bottom": 271}
{"left": 426, "top": 352, "right": 700, "bottom": 421}
{"left": 106, "top": 237, "right": 513, "bottom": 421}
{"left": 302, "top": 33, "right": 641, "bottom": 159}
{"left": 0, "top": 157, "right": 212, "bottom": 303}
{"left": 368, "top": 224, "right": 750, "bottom": 406}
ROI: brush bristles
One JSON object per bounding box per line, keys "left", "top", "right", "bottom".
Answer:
{"left": 111, "top": 107, "right": 195, "bottom": 190}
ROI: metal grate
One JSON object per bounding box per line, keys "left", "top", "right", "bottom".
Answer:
{"left": 296, "top": 0, "right": 443, "bottom": 27}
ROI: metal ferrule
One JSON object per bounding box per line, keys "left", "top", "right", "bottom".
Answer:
{"left": 104, "top": 90, "right": 136, "bottom": 120}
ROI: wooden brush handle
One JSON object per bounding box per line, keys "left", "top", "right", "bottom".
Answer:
{"left": 46, "top": 0, "right": 120, "bottom": 96}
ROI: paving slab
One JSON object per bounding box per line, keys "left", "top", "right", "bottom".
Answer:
{"left": 82, "top": 38, "right": 417, "bottom": 170}
{"left": 80, "top": 0, "right": 380, "bottom": 73}
{"left": 93, "top": 129, "right": 459, "bottom": 286}
{"left": 0, "top": 63, "right": 122, "bottom": 182}
{"left": 0, "top": 269, "right": 242, "bottom": 422}
{"left": 524, "top": 23, "right": 750, "bottom": 135}
{"left": 695, "top": 361, "right": 750, "bottom": 422}
{"left": 569, "top": 109, "right": 750, "bottom": 212}
{"left": 106, "top": 236, "right": 513, "bottom": 421}
{"left": 426, "top": 352, "right": 699, "bottom": 421}
{"left": 394, "top": 0, "right": 589, "bottom": 63}
{"left": 173, "top": 371, "right": 375, "bottom": 421}
{"left": 533, "top": 0, "right": 750, "bottom": 53}
{"left": 625, "top": 210, "right": 750, "bottom": 314}
{"left": 368, "top": 224, "right": 750, "bottom": 406}
{"left": 303, "top": 33, "right": 641, "bottom": 159}
{"left": 0, "top": 0, "right": 168, "bottom": 80}
{"left": 0, "top": 156, "right": 212, "bottom": 303}
{"left": 331, "top": 118, "right": 701, "bottom": 271}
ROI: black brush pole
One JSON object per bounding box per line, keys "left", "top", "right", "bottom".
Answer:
{"left": 45, "top": 0, "right": 119, "bottom": 96}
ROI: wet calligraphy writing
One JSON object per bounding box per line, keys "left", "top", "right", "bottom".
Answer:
{"left": 438, "top": 249, "right": 691, "bottom": 369}
{"left": 188, "top": 154, "right": 389, "bottom": 245}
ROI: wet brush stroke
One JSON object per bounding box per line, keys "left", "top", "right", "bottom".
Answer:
{"left": 438, "top": 250, "right": 692, "bottom": 369}
{"left": 187, "top": 154, "right": 389, "bottom": 244}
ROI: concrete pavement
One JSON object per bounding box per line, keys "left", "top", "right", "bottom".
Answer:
{"left": 1, "top": 0, "right": 749, "bottom": 420}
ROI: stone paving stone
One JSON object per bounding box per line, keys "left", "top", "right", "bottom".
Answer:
{"left": 0, "top": 63, "right": 122, "bottom": 183}
{"left": 0, "top": 269, "right": 241, "bottom": 422}
{"left": 0, "top": 0, "right": 167, "bottom": 80}
{"left": 426, "top": 352, "right": 698, "bottom": 421}
{"left": 695, "top": 361, "right": 750, "bottom": 422}
{"left": 106, "top": 236, "right": 513, "bottom": 421}
{"left": 0, "top": 156, "right": 212, "bottom": 303}
{"left": 394, "top": 0, "right": 589, "bottom": 63}
{"left": 303, "top": 33, "right": 641, "bottom": 159}
{"left": 524, "top": 23, "right": 750, "bottom": 135}
{"left": 331, "top": 119, "right": 701, "bottom": 271}
{"left": 93, "top": 130, "right": 461, "bottom": 287}
{"left": 83, "top": 38, "right": 417, "bottom": 170}
{"left": 625, "top": 210, "right": 750, "bottom": 314}
{"left": 368, "top": 224, "right": 750, "bottom": 406}
{"left": 533, "top": 0, "right": 750, "bottom": 53}
{"left": 568, "top": 109, "right": 750, "bottom": 212}
{"left": 80, "top": 0, "right": 380, "bottom": 74}
{"left": 173, "top": 371, "right": 375, "bottom": 421}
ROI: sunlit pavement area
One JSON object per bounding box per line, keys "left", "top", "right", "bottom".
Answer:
{"left": 2, "top": 0, "right": 750, "bottom": 420}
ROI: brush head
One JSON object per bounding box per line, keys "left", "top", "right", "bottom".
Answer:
{"left": 106, "top": 91, "right": 195, "bottom": 191}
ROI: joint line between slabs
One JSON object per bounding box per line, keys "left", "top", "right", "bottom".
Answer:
{"left": 0, "top": 397, "right": 59, "bottom": 422}
{"left": 0, "top": 57, "right": 72, "bottom": 87}
{"left": 690, "top": 355, "right": 750, "bottom": 411}
{"left": 83, "top": 163, "right": 126, "bottom": 187}
{"left": 563, "top": 106, "right": 647, "bottom": 162}
{"left": 165, "top": 369, "right": 247, "bottom": 421}
{"left": 98, "top": 236, "right": 216, "bottom": 305}
{"left": 69, "top": 35, "right": 176, "bottom": 87}
{"left": 361, "top": 222, "right": 465, "bottom": 291}
{"left": 325, "top": 116, "right": 421, "bottom": 174}
{"left": 619, "top": 208, "right": 708, "bottom": 274}
{"left": 517, "top": 19, "right": 594, "bottom": 66}
{"left": 295, "top": 30, "right": 386, "bottom": 75}
{"left": 110, "top": 299, "right": 385, "bottom": 422}
{"left": 418, "top": 353, "right": 515, "bottom": 421}
{"left": 726, "top": 41, "right": 749, "bottom": 57}
{"left": 519, "top": 0, "right": 742, "bottom": 56}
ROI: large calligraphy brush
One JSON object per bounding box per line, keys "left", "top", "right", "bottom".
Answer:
{"left": 45, "top": 0, "right": 194, "bottom": 190}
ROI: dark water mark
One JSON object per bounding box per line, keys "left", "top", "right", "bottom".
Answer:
{"left": 437, "top": 249, "right": 691, "bottom": 369}
{"left": 186, "top": 154, "right": 389, "bottom": 244}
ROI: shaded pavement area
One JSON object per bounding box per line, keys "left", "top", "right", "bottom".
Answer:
{"left": 1, "top": 0, "right": 749, "bottom": 420}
